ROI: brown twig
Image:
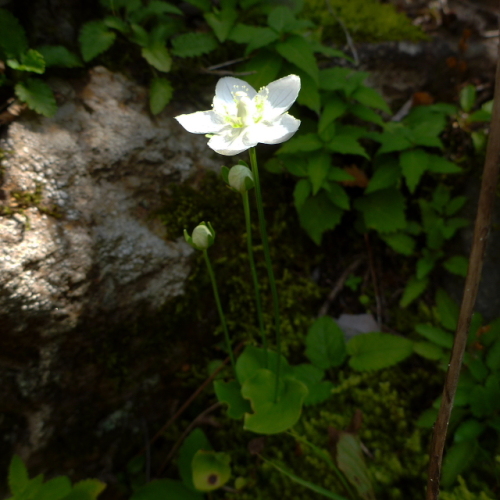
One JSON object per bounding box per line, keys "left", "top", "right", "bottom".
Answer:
{"left": 425, "top": 33, "right": 500, "bottom": 500}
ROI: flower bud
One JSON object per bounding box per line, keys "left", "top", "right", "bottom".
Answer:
{"left": 184, "top": 222, "right": 215, "bottom": 251}
{"left": 228, "top": 165, "right": 254, "bottom": 193}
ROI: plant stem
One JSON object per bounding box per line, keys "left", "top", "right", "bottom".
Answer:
{"left": 249, "top": 147, "right": 282, "bottom": 401}
{"left": 242, "top": 191, "right": 268, "bottom": 363}
{"left": 425, "top": 33, "right": 500, "bottom": 500}
{"left": 203, "top": 249, "right": 236, "bottom": 373}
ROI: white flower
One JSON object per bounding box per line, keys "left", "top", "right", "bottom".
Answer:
{"left": 175, "top": 75, "right": 301, "bottom": 156}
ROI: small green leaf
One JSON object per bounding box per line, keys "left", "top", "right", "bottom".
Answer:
{"left": 267, "top": 7, "right": 296, "bottom": 34}
{"left": 365, "top": 159, "right": 400, "bottom": 194}
{"left": 244, "top": 27, "right": 280, "bottom": 54}
{"left": 415, "top": 324, "right": 453, "bottom": 349}
{"left": 319, "top": 96, "right": 347, "bottom": 132}
{"left": 192, "top": 450, "right": 231, "bottom": 492}
{"left": 277, "top": 133, "right": 323, "bottom": 154}
{"left": 142, "top": 42, "right": 172, "bottom": 72}
{"left": 347, "top": 332, "right": 413, "bottom": 371}
{"left": 79, "top": 20, "right": 116, "bottom": 62}
{"left": 0, "top": 8, "right": 28, "bottom": 57}
{"left": 236, "top": 345, "right": 293, "bottom": 385}
{"left": 376, "top": 129, "right": 412, "bottom": 154}
{"left": 324, "top": 182, "right": 350, "bottom": 210}
{"left": 426, "top": 154, "right": 462, "bottom": 174}
{"left": 417, "top": 408, "right": 438, "bottom": 428}
{"left": 436, "top": 288, "right": 459, "bottom": 331}
{"left": 443, "top": 255, "right": 468, "bottom": 277}
{"left": 7, "top": 49, "right": 45, "bottom": 73}
{"left": 275, "top": 35, "right": 318, "bottom": 84}
{"left": 486, "top": 339, "right": 500, "bottom": 371}
{"left": 441, "top": 440, "right": 478, "bottom": 488}
{"left": 293, "top": 179, "right": 311, "bottom": 210}
{"left": 400, "top": 148, "right": 429, "bottom": 193}
{"left": 460, "top": 84, "right": 476, "bottom": 112}
{"left": 205, "top": 8, "right": 237, "bottom": 43}
{"left": 37, "top": 45, "right": 82, "bottom": 67}
{"left": 305, "top": 316, "right": 346, "bottom": 370}
{"left": 183, "top": 0, "right": 211, "bottom": 11}
{"left": 69, "top": 479, "right": 106, "bottom": 499}
{"left": 352, "top": 86, "right": 390, "bottom": 113}
{"left": 319, "top": 67, "right": 353, "bottom": 91}
{"left": 240, "top": 50, "right": 282, "bottom": 90}
{"left": 36, "top": 477, "right": 72, "bottom": 500}
{"left": 413, "top": 341, "right": 444, "bottom": 361}
{"left": 399, "top": 276, "right": 429, "bottom": 307}
{"left": 327, "top": 135, "right": 369, "bottom": 158}
{"left": 307, "top": 151, "right": 331, "bottom": 195}
{"left": 454, "top": 419, "right": 485, "bottom": 443}
{"left": 149, "top": 77, "right": 173, "bottom": 115}
{"left": 15, "top": 79, "right": 57, "bottom": 117}
{"left": 171, "top": 32, "right": 218, "bottom": 57}
{"left": 445, "top": 196, "right": 467, "bottom": 216}
{"left": 291, "top": 364, "right": 333, "bottom": 406}
{"left": 380, "top": 232, "right": 415, "bottom": 255}
{"left": 349, "top": 103, "right": 384, "bottom": 125}
{"left": 102, "top": 16, "right": 129, "bottom": 33}
{"left": 294, "top": 69, "right": 320, "bottom": 114}
{"left": 178, "top": 428, "right": 212, "bottom": 490}
{"left": 214, "top": 379, "right": 251, "bottom": 419}
{"left": 131, "top": 480, "right": 203, "bottom": 500}
{"left": 8, "top": 455, "right": 29, "bottom": 496}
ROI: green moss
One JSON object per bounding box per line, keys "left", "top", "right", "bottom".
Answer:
{"left": 304, "top": 0, "right": 427, "bottom": 44}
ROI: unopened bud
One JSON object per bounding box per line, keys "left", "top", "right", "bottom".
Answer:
{"left": 228, "top": 165, "right": 254, "bottom": 193}
{"left": 184, "top": 222, "right": 215, "bottom": 250}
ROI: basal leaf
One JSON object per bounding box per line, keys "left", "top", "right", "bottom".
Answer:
{"left": 0, "top": 8, "right": 28, "bottom": 58}
{"left": 191, "top": 450, "right": 231, "bottom": 492}
{"left": 79, "top": 20, "right": 116, "bottom": 62}
{"left": 37, "top": 45, "right": 82, "bottom": 67}
{"left": 14, "top": 79, "right": 57, "bottom": 117}
{"left": 178, "top": 428, "right": 212, "bottom": 490}
{"left": 400, "top": 148, "right": 429, "bottom": 193}
{"left": 171, "top": 32, "right": 218, "bottom": 57}
{"left": 292, "top": 364, "right": 333, "bottom": 406}
{"left": 142, "top": 41, "right": 172, "bottom": 72}
{"left": 305, "top": 316, "right": 346, "bottom": 370}
{"left": 276, "top": 35, "right": 318, "bottom": 84}
{"left": 7, "top": 49, "right": 45, "bottom": 73}
{"left": 214, "top": 379, "right": 251, "bottom": 419}
{"left": 236, "top": 345, "right": 293, "bottom": 385}
{"left": 347, "top": 332, "right": 413, "bottom": 371}
{"left": 149, "top": 77, "right": 173, "bottom": 114}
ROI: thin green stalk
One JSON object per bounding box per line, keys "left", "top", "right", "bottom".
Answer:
{"left": 203, "top": 250, "right": 236, "bottom": 373}
{"left": 249, "top": 147, "right": 281, "bottom": 400}
{"left": 242, "top": 191, "right": 268, "bottom": 364}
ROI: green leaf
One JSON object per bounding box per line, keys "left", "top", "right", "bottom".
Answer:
{"left": 417, "top": 408, "right": 438, "bottom": 428}
{"left": 436, "top": 288, "right": 459, "bottom": 331}
{"left": 293, "top": 179, "right": 311, "bottom": 210}
{"left": 365, "top": 159, "right": 400, "bottom": 194}
{"left": 15, "top": 79, "right": 57, "bottom": 117}
{"left": 142, "top": 42, "right": 172, "bottom": 72}
{"left": 37, "top": 45, "right": 82, "bottom": 68}
{"left": 347, "top": 332, "right": 413, "bottom": 371}
{"left": 307, "top": 151, "right": 331, "bottom": 195}
{"left": 7, "top": 49, "right": 45, "bottom": 73}
{"left": 8, "top": 455, "right": 29, "bottom": 496}
{"left": 327, "top": 135, "right": 369, "bottom": 158}
{"left": 319, "top": 67, "right": 353, "bottom": 91}
{"left": 70, "top": 479, "right": 106, "bottom": 499}
{"left": 236, "top": 345, "right": 293, "bottom": 385}
{"left": 277, "top": 133, "right": 323, "bottom": 154}
{"left": 486, "top": 339, "right": 500, "bottom": 371}
{"left": 205, "top": 8, "right": 237, "bottom": 43}
{"left": 416, "top": 253, "right": 439, "bottom": 280}
{"left": 376, "top": 128, "right": 413, "bottom": 154}
{"left": 183, "top": 0, "right": 211, "bottom": 11}
{"left": 242, "top": 369, "right": 307, "bottom": 434}
{"left": 192, "top": 450, "right": 231, "bottom": 492}
{"left": 0, "top": 8, "right": 28, "bottom": 58}
{"left": 319, "top": 96, "right": 347, "bottom": 133}
{"left": 460, "top": 84, "right": 476, "bottom": 113}
{"left": 305, "top": 316, "right": 346, "bottom": 369}
{"left": 426, "top": 154, "right": 462, "bottom": 174}
{"left": 349, "top": 103, "right": 384, "bottom": 126}
{"left": 413, "top": 341, "right": 444, "bottom": 361}
{"left": 102, "top": 16, "right": 129, "bottom": 33}
{"left": 240, "top": 50, "right": 282, "bottom": 90}
{"left": 352, "top": 86, "right": 390, "bottom": 114}
{"left": 327, "top": 167, "right": 356, "bottom": 182}
{"left": 171, "top": 32, "right": 218, "bottom": 57}
{"left": 295, "top": 69, "right": 320, "bottom": 114}
{"left": 214, "top": 379, "right": 251, "bottom": 419}
{"left": 441, "top": 440, "right": 478, "bottom": 488}
{"left": 178, "top": 428, "right": 212, "bottom": 490}
{"left": 291, "top": 364, "right": 333, "bottom": 406}
{"left": 129, "top": 23, "right": 150, "bottom": 47}
{"left": 79, "top": 20, "right": 116, "bottom": 62}
{"left": 149, "top": 77, "right": 173, "bottom": 115}
{"left": 261, "top": 457, "right": 349, "bottom": 500}
{"left": 335, "top": 433, "right": 376, "bottom": 500}
{"left": 131, "top": 480, "right": 203, "bottom": 500}
{"left": 443, "top": 255, "right": 468, "bottom": 277}
{"left": 445, "top": 196, "right": 467, "bottom": 216}
{"left": 131, "top": 1, "right": 183, "bottom": 20}
{"left": 399, "top": 276, "right": 429, "bottom": 307}
{"left": 324, "top": 182, "right": 350, "bottom": 210}
{"left": 298, "top": 191, "right": 344, "bottom": 244}
{"left": 354, "top": 188, "right": 406, "bottom": 233}
{"left": 454, "top": 419, "right": 485, "bottom": 443}
{"left": 400, "top": 148, "right": 429, "bottom": 193}
{"left": 415, "top": 324, "right": 453, "bottom": 349}
{"left": 411, "top": 123, "right": 444, "bottom": 148}
{"left": 380, "top": 232, "right": 415, "bottom": 255}
{"left": 36, "top": 477, "right": 72, "bottom": 500}
{"left": 244, "top": 27, "right": 280, "bottom": 54}
{"left": 275, "top": 35, "right": 319, "bottom": 84}
{"left": 267, "top": 6, "right": 296, "bottom": 34}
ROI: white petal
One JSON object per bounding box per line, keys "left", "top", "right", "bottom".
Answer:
{"left": 175, "top": 110, "right": 226, "bottom": 134}
{"left": 260, "top": 74, "right": 301, "bottom": 121}
{"left": 208, "top": 128, "right": 257, "bottom": 156}
{"left": 246, "top": 114, "right": 301, "bottom": 145}
{"left": 216, "top": 77, "right": 257, "bottom": 104}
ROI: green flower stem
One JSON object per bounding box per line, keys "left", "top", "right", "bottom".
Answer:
{"left": 203, "top": 249, "right": 236, "bottom": 373}
{"left": 249, "top": 147, "right": 281, "bottom": 401}
{"left": 242, "top": 191, "right": 268, "bottom": 364}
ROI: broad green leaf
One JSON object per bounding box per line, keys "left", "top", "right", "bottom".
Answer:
{"left": 327, "top": 135, "right": 369, "bottom": 158}
{"left": 468, "top": 109, "right": 491, "bottom": 122}
{"left": 276, "top": 35, "right": 318, "bottom": 84}
{"left": 380, "top": 232, "right": 415, "bottom": 255}
{"left": 7, "top": 49, "right": 45, "bottom": 73}
{"left": 178, "top": 428, "right": 212, "bottom": 490}
{"left": 298, "top": 192, "right": 344, "bottom": 244}
{"left": 292, "top": 364, "right": 333, "bottom": 406}
{"left": 192, "top": 450, "right": 231, "bottom": 492}
{"left": 149, "top": 77, "right": 173, "bottom": 115}
{"left": 319, "top": 67, "right": 353, "bottom": 91}
{"left": 411, "top": 123, "right": 444, "bottom": 148}
{"left": 352, "top": 86, "right": 390, "bottom": 114}
{"left": 436, "top": 288, "right": 459, "bottom": 331}
{"left": 400, "top": 148, "right": 429, "bottom": 193}
{"left": 261, "top": 457, "right": 349, "bottom": 500}
{"left": 236, "top": 345, "right": 293, "bottom": 385}
{"left": 131, "top": 480, "right": 203, "bottom": 500}
{"left": 277, "top": 133, "right": 323, "bottom": 154}
{"left": 205, "top": 8, "right": 237, "bottom": 43}
{"left": 305, "top": 316, "right": 346, "bottom": 369}
{"left": 242, "top": 369, "right": 308, "bottom": 434}
{"left": 354, "top": 188, "right": 406, "bottom": 233}
{"left": 0, "top": 8, "right": 28, "bottom": 58}
{"left": 415, "top": 324, "right": 453, "bottom": 349}
{"left": 443, "top": 255, "right": 468, "bottom": 277}
{"left": 37, "top": 477, "right": 72, "bottom": 500}
{"left": 416, "top": 254, "right": 438, "bottom": 280}
{"left": 79, "top": 20, "right": 116, "bottom": 62}
{"left": 347, "top": 332, "right": 413, "bottom": 371}
{"left": 413, "top": 341, "right": 444, "bottom": 361}
{"left": 349, "top": 103, "right": 384, "bottom": 126}
{"left": 142, "top": 42, "right": 171, "bottom": 72}
{"left": 426, "top": 154, "right": 462, "bottom": 174}
{"left": 319, "top": 96, "right": 347, "bottom": 133}
{"left": 444, "top": 196, "right": 467, "bottom": 216}
{"left": 8, "top": 455, "right": 29, "bottom": 496}
{"left": 129, "top": 23, "right": 150, "bottom": 47}
{"left": 324, "top": 182, "right": 350, "bottom": 210}
{"left": 376, "top": 129, "right": 412, "bottom": 154}
{"left": 335, "top": 433, "right": 376, "bottom": 500}
{"left": 293, "top": 179, "right": 311, "bottom": 210}
{"left": 240, "top": 50, "right": 282, "bottom": 90}
{"left": 15, "top": 79, "right": 57, "bottom": 117}
{"left": 417, "top": 408, "right": 438, "bottom": 428}
{"left": 399, "top": 276, "right": 429, "bottom": 307}
{"left": 307, "top": 151, "right": 331, "bottom": 195}
{"left": 268, "top": 6, "right": 296, "bottom": 34}
{"left": 441, "top": 440, "right": 478, "bottom": 488}
{"left": 214, "top": 379, "right": 251, "bottom": 419}
{"left": 454, "top": 419, "right": 485, "bottom": 443}
{"left": 245, "top": 27, "right": 280, "bottom": 54}
{"left": 37, "top": 45, "right": 82, "bottom": 67}
{"left": 228, "top": 23, "right": 260, "bottom": 43}
{"left": 365, "top": 159, "right": 400, "bottom": 194}
{"left": 460, "top": 84, "right": 476, "bottom": 113}
{"left": 295, "top": 69, "right": 320, "bottom": 114}
{"left": 309, "top": 40, "right": 348, "bottom": 59}
{"left": 102, "top": 16, "right": 129, "bottom": 33}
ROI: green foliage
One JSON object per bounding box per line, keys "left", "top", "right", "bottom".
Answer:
{"left": 14, "top": 79, "right": 57, "bottom": 117}
{"left": 6, "top": 455, "right": 105, "bottom": 500}
{"left": 440, "top": 476, "right": 495, "bottom": 500}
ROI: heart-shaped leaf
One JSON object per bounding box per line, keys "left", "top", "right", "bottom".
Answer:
{"left": 214, "top": 379, "right": 251, "bottom": 419}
